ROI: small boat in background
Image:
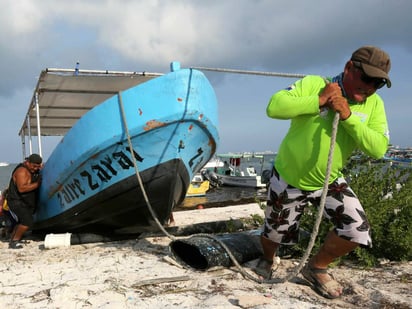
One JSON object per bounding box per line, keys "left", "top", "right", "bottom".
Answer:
{"left": 384, "top": 147, "right": 412, "bottom": 167}
{"left": 202, "top": 156, "right": 225, "bottom": 171}
{"left": 203, "top": 153, "right": 269, "bottom": 188}
{"left": 186, "top": 173, "right": 210, "bottom": 197}
{"left": 19, "top": 62, "right": 219, "bottom": 234}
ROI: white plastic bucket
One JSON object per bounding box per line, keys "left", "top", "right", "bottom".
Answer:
{"left": 44, "top": 233, "right": 72, "bottom": 249}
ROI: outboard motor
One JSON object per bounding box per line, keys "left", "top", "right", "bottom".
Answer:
{"left": 261, "top": 169, "right": 272, "bottom": 185}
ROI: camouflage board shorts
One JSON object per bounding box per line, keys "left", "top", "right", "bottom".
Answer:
{"left": 262, "top": 169, "right": 372, "bottom": 248}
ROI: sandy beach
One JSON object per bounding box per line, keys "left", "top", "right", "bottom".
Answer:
{"left": 0, "top": 203, "right": 411, "bottom": 309}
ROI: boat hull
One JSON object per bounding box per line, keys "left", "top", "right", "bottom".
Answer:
{"left": 34, "top": 158, "right": 187, "bottom": 234}
{"left": 215, "top": 173, "right": 266, "bottom": 188}
{"left": 32, "top": 66, "right": 219, "bottom": 234}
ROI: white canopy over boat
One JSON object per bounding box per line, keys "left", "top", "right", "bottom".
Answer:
{"left": 19, "top": 67, "right": 163, "bottom": 157}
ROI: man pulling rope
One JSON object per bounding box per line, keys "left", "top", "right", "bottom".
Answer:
{"left": 254, "top": 45, "right": 391, "bottom": 299}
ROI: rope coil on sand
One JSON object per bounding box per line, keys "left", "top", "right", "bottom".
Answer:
{"left": 118, "top": 69, "right": 340, "bottom": 284}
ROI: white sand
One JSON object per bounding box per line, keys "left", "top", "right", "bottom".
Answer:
{"left": 0, "top": 203, "right": 411, "bottom": 308}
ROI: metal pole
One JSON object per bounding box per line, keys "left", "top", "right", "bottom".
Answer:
{"left": 35, "top": 92, "right": 43, "bottom": 157}
{"left": 190, "top": 66, "right": 306, "bottom": 79}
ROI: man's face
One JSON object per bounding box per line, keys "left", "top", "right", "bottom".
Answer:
{"left": 342, "top": 61, "right": 386, "bottom": 103}
{"left": 27, "top": 162, "right": 42, "bottom": 174}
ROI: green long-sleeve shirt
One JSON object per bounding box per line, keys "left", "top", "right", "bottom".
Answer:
{"left": 267, "top": 75, "right": 389, "bottom": 191}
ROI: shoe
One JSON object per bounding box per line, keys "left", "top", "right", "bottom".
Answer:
{"left": 253, "top": 257, "right": 273, "bottom": 280}
{"left": 9, "top": 240, "right": 24, "bottom": 249}
{"left": 301, "top": 263, "right": 343, "bottom": 299}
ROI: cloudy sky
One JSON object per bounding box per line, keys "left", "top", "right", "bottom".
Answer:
{"left": 0, "top": 0, "right": 411, "bottom": 163}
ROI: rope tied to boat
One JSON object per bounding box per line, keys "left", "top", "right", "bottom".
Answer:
{"left": 119, "top": 69, "right": 340, "bottom": 285}
{"left": 117, "top": 91, "right": 177, "bottom": 242}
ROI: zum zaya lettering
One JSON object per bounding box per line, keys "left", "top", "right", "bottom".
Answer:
{"left": 57, "top": 146, "right": 143, "bottom": 208}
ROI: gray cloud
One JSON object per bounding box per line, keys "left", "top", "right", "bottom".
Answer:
{"left": 0, "top": 0, "right": 411, "bottom": 162}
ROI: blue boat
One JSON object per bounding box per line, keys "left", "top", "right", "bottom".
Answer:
{"left": 19, "top": 62, "right": 219, "bottom": 234}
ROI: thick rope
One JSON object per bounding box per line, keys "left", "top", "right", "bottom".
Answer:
{"left": 118, "top": 68, "right": 340, "bottom": 285}
{"left": 211, "top": 111, "right": 340, "bottom": 285}
{"left": 282, "top": 111, "right": 340, "bottom": 282}
{"left": 117, "top": 91, "right": 177, "bottom": 241}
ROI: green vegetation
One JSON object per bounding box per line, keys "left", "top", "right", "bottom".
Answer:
{"left": 344, "top": 156, "right": 412, "bottom": 266}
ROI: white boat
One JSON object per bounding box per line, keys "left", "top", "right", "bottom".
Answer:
{"left": 215, "top": 167, "right": 266, "bottom": 188}
{"left": 205, "top": 153, "right": 268, "bottom": 188}
{"left": 202, "top": 156, "right": 224, "bottom": 171}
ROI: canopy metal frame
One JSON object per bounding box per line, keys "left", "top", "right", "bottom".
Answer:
{"left": 20, "top": 67, "right": 163, "bottom": 159}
